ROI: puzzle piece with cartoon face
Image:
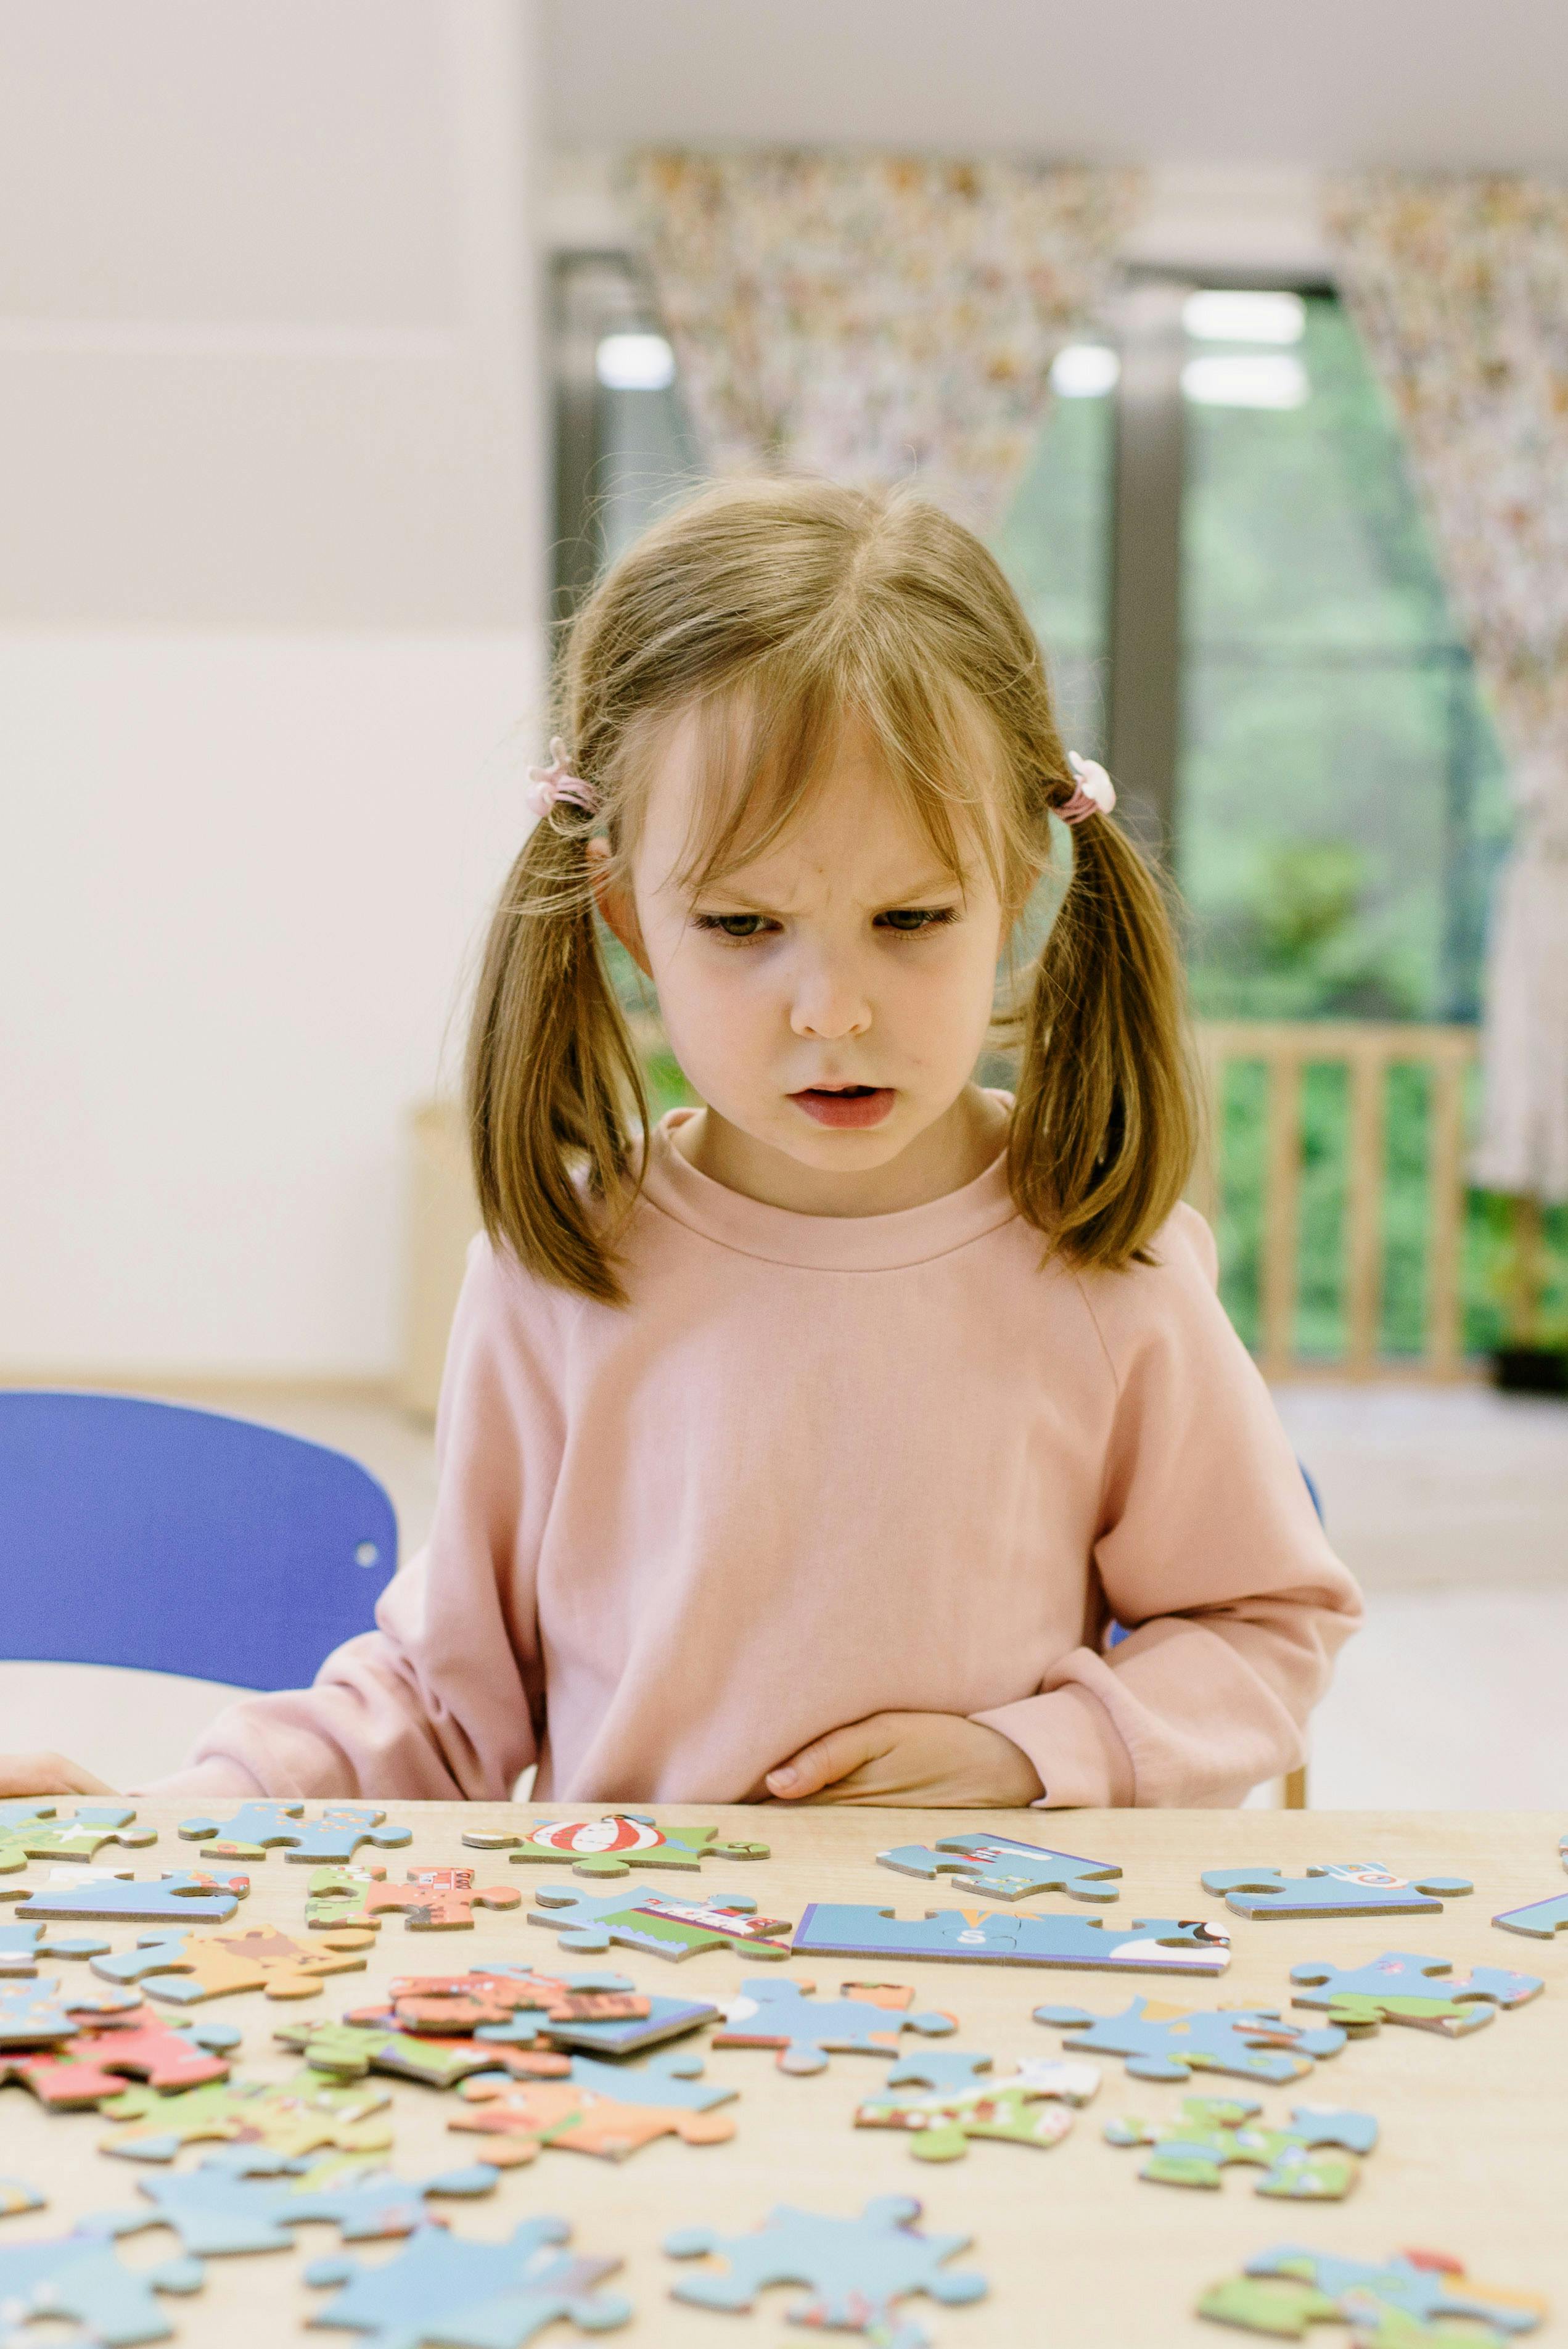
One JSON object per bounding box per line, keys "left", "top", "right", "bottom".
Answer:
{"left": 462, "top": 1812, "right": 770, "bottom": 1875}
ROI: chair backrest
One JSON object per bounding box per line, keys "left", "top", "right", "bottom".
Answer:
{"left": 0, "top": 1391, "right": 398, "bottom": 1691}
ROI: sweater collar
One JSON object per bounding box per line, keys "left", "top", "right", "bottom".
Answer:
{"left": 636, "top": 1093, "right": 1020, "bottom": 1272}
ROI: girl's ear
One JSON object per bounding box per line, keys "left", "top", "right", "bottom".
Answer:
{"left": 585, "top": 837, "right": 652, "bottom": 978}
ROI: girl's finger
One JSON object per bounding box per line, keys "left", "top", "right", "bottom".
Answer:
{"left": 765, "top": 1721, "right": 882, "bottom": 1799}
{"left": 0, "top": 1751, "right": 116, "bottom": 1797}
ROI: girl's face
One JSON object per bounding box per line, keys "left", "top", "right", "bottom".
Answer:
{"left": 589, "top": 704, "right": 1025, "bottom": 1212}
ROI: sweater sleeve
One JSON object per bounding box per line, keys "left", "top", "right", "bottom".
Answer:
{"left": 133, "top": 1238, "right": 554, "bottom": 1803}
{"left": 971, "top": 1204, "right": 1364, "bottom": 1808}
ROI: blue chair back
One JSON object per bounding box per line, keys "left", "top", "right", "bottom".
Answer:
{"left": 0, "top": 1391, "right": 397, "bottom": 1690}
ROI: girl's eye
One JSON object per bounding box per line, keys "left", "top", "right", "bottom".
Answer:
{"left": 694, "top": 913, "right": 774, "bottom": 941}
{"left": 877, "top": 907, "right": 957, "bottom": 935}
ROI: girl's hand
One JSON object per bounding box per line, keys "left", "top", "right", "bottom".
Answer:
{"left": 765, "top": 1712, "right": 1044, "bottom": 1807}
{"left": 0, "top": 1751, "right": 117, "bottom": 1798}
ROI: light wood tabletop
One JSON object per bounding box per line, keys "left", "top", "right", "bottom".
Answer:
{"left": 1, "top": 1803, "right": 1562, "bottom": 2346}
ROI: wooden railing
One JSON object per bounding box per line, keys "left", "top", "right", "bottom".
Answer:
{"left": 1189, "top": 1021, "right": 1479, "bottom": 1381}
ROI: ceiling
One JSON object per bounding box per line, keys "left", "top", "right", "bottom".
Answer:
{"left": 541, "top": 0, "right": 1568, "bottom": 174}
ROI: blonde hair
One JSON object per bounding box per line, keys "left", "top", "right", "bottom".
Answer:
{"left": 467, "top": 474, "right": 1197, "bottom": 1306}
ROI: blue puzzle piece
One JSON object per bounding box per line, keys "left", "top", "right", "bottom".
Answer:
{"left": 1287, "top": 1949, "right": 1543, "bottom": 2035}
{"left": 179, "top": 1803, "right": 413, "bottom": 1866}
{"left": 1200, "top": 1861, "right": 1473, "bottom": 1918}
{"left": 0, "top": 2230, "right": 202, "bottom": 2344}
{"left": 516, "top": 1993, "right": 717, "bottom": 2059}
{"left": 305, "top": 2216, "right": 631, "bottom": 2345}
{"left": 1035, "top": 1996, "right": 1346, "bottom": 2084}
{"left": 792, "top": 1903, "right": 1230, "bottom": 1973}
{"left": 1494, "top": 1831, "right": 1568, "bottom": 1940}
{"left": 527, "top": 1883, "right": 794, "bottom": 1963}
{"left": 0, "top": 1975, "right": 143, "bottom": 2045}
{"left": 713, "top": 1977, "right": 956, "bottom": 2076}
{"left": 14, "top": 1869, "right": 249, "bottom": 1924}
{"left": 0, "top": 1920, "right": 111, "bottom": 1975}
{"left": 665, "top": 2192, "right": 986, "bottom": 2345}
{"left": 1207, "top": 2244, "right": 1546, "bottom": 2342}
{"left": 876, "top": 1834, "right": 1120, "bottom": 1904}
{"left": 88, "top": 2147, "right": 503, "bottom": 2257}
{"left": 884, "top": 2050, "right": 997, "bottom": 2092}
{"left": 560, "top": 2051, "right": 736, "bottom": 2113}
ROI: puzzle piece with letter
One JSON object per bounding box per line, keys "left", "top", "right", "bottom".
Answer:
{"left": 99, "top": 2066, "right": 394, "bottom": 2164}
{"left": 1288, "top": 1951, "right": 1543, "bottom": 2037}
{"left": 304, "top": 1866, "right": 520, "bottom": 1932}
{"left": 855, "top": 2056, "right": 1100, "bottom": 2162}
{"left": 528, "top": 1883, "right": 794, "bottom": 1963}
{"left": 2, "top": 2012, "right": 239, "bottom": 2110}
{"left": 713, "top": 1976, "right": 955, "bottom": 2075}
{"left": 792, "top": 1902, "right": 1230, "bottom": 1972}
{"left": 1196, "top": 2244, "right": 1548, "bottom": 2345}
{"left": 304, "top": 2215, "right": 632, "bottom": 2347}
{"left": 463, "top": 1811, "right": 770, "bottom": 1875}
{"left": 91, "top": 1922, "right": 375, "bottom": 2004}
{"left": 88, "top": 2145, "right": 503, "bottom": 2257}
{"left": 0, "top": 1919, "right": 111, "bottom": 1975}
{"left": 876, "top": 1833, "right": 1121, "bottom": 1904}
{"left": 1494, "top": 1832, "right": 1568, "bottom": 1941}
{"left": 0, "top": 2228, "right": 202, "bottom": 2343}
{"left": 0, "top": 1803, "right": 156, "bottom": 1875}
{"left": 1106, "top": 2094, "right": 1377, "bottom": 2196}
{"left": 665, "top": 2192, "right": 987, "bottom": 2341}
{"left": 12, "top": 1867, "right": 250, "bottom": 1924}
{"left": 179, "top": 1801, "right": 413, "bottom": 1865}
{"left": 1035, "top": 1996, "right": 1347, "bottom": 2084}
{"left": 0, "top": 1976, "right": 143, "bottom": 2046}
{"left": 449, "top": 2051, "right": 737, "bottom": 2165}
{"left": 1200, "top": 1861, "right": 1473, "bottom": 1919}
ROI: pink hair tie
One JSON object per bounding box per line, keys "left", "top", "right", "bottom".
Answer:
{"left": 1056, "top": 751, "right": 1117, "bottom": 824}
{"left": 524, "top": 736, "right": 600, "bottom": 820}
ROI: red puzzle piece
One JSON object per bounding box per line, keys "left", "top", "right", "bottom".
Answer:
{"left": 1, "top": 2011, "right": 236, "bottom": 2109}
{"left": 312, "top": 1869, "right": 522, "bottom": 1933}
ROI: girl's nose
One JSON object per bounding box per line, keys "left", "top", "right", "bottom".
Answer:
{"left": 788, "top": 956, "right": 872, "bottom": 1040}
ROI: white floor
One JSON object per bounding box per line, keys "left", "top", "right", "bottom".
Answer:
{"left": 4, "top": 1379, "right": 1565, "bottom": 1808}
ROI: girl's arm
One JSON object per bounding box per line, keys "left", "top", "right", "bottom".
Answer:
{"left": 132, "top": 1241, "right": 551, "bottom": 1804}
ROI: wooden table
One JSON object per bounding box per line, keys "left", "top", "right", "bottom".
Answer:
{"left": 3, "top": 1805, "right": 1563, "bottom": 2344}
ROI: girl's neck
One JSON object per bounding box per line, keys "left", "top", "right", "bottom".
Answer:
{"left": 668, "top": 1082, "right": 1012, "bottom": 1217}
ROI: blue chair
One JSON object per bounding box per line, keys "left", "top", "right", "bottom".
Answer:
{"left": 0, "top": 1391, "right": 398, "bottom": 1690}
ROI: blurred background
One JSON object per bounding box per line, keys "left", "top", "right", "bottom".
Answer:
{"left": 2, "top": 0, "right": 1565, "bottom": 1801}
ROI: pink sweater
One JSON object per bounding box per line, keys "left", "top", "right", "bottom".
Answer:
{"left": 144, "top": 1103, "right": 1362, "bottom": 1810}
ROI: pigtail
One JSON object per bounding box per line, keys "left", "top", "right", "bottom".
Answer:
{"left": 466, "top": 798, "right": 648, "bottom": 1307}
{"left": 1008, "top": 807, "right": 1199, "bottom": 1269}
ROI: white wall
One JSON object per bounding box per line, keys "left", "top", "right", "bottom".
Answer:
{"left": 0, "top": 1, "right": 549, "bottom": 1380}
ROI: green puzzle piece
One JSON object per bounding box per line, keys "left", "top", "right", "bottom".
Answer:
{"left": 462, "top": 1811, "right": 769, "bottom": 1876}
{"left": 276, "top": 2016, "right": 516, "bottom": 2092}
{"left": 1196, "top": 2244, "right": 1547, "bottom": 2345}
{"left": 856, "top": 2057, "right": 1100, "bottom": 2162}
{"left": 0, "top": 1804, "right": 155, "bottom": 1875}
{"left": 99, "top": 2067, "right": 394, "bottom": 2164}
{"left": 1106, "top": 2095, "right": 1377, "bottom": 2197}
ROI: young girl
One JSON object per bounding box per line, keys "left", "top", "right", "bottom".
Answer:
{"left": 10, "top": 476, "right": 1360, "bottom": 1813}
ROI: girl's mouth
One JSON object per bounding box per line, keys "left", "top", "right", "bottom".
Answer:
{"left": 788, "top": 1086, "right": 896, "bottom": 1129}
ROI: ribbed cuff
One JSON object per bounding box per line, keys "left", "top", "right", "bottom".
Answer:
{"left": 969, "top": 1681, "right": 1136, "bottom": 1809}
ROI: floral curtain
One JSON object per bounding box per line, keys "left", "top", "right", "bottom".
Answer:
{"left": 1324, "top": 176, "right": 1568, "bottom": 1201}
{"left": 617, "top": 148, "right": 1144, "bottom": 539}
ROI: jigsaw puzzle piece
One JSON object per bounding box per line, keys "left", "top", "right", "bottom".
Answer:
{"left": 1495, "top": 1891, "right": 1568, "bottom": 1940}
{"left": 0, "top": 1920, "right": 112, "bottom": 1975}
{"left": 1201, "top": 1861, "right": 1474, "bottom": 1919}
{"left": 1196, "top": 2244, "right": 1548, "bottom": 2344}
{"left": 0, "top": 2229, "right": 202, "bottom": 2344}
{"left": 274, "top": 2014, "right": 528, "bottom": 2092}
{"left": 1106, "top": 2094, "right": 1377, "bottom": 2196}
{"left": 523, "top": 1990, "right": 717, "bottom": 2059}
{"left": 1035, "top": 1996, "right": 1347, "bottom": 2084}
{"left": 463, "top": 1811, "right": 770, "bottom": 1875}
{"left": 356, "top": 1967, "right": 649, "bottom": 2041}
{"left": 14, "top": 1868, "right": 250, "bottom": 1923}
{"left": 303, "top": 2215, "right": 631, "bottom": 2343}
{"left": 1289, "top": 1950, "right": 1543, "bottom": 2037}
{"left": 99, "top": 2066, "right": 393, "bottom": 2164}
{"left": 528, "top": 1883, "right": 794, "bottom": 1963}
{"left": 91, "top": 1922, "right": 374, "bottom": 2005}
{"left": 449, "top": 2054, "right": 737, "bottom": 2165}
{"left": 179, "top": 1801, "right": 412, "bottom": 1866}
{"left": 0, "top": 1976, "right": 142, "bottom": 2046}
{"left": 792, "top": 1902, "right": 1230, "bottom": 1972}
{"left": 665, "top": 2192, "right": 987, "bottom": 2341}
{"left": 89, "top": 2146, "right": 503, "bottom": 2258}
{"left": 0, "top": 2178, "right": 45, "bottom": 2217}
{"left": 0, "top": 1803, "right": 156, "bottom": 1876}
{"left": 306, "top": 1868, "right": 520, "bottom": 1932}
{"left": 876, "top": 1833, "right": 1121, "bottom": 1904}
{"left": 884, "top": 2050, "right": 998, "bottom": 2092}
{"left": 713, "top": 1976, "right": 956, "bottom": 2076}
{"left": 856, "top": 2057, "right": 1099, "bottom": 2162}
